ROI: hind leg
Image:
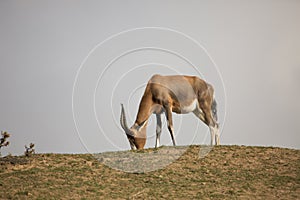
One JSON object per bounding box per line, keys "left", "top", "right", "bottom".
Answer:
{"left": 194, "top": 102, "right": 219, "bottom": 145}
{"left": 193, "top": 107, "right": 213, "bottom": 145}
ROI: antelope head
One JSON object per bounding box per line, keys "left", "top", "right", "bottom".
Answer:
{"left": 120, "top": 104, "right": 147, "bottom": 150}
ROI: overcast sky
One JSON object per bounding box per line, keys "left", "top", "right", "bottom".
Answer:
{"left": 0, "top": 0, "right": 299, "bottom": 155}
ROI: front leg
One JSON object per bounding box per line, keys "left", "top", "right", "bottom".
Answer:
{"left": 164, "top": 103, "right": 176, "bottom": 146}
{"left": 155, "top": 114, "right": 162, "bottom": 148}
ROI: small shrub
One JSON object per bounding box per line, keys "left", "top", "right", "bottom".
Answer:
{"left": 25, "top": 143, "right": 35, "bottom": 157}
{"left": 0, "top": 131, "right": 10, "bottom": 155}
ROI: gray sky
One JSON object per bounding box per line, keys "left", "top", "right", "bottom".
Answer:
{"left": 0, "top": 0, "right": 299, "bottom": 155}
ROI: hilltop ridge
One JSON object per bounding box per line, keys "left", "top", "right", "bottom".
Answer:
{"left": 0, "top": 145, "right": 299, "bottom": 199}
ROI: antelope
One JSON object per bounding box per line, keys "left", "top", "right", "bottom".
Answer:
{"left": 120, "top": 74, "right": 220, "bottom": 150}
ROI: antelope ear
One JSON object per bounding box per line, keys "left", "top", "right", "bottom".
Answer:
{"left": 136, "top": 120, "right": 147, "bottom": 131}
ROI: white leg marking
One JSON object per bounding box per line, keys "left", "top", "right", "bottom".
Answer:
{"left": 210, "top": 125, "right": 220, "bottom": 145}
{"left": 209, "top": 126, "right": 216, "bottom": 146}
{"left": 215, "top": 125, "right": 220, "bottom": 145}
{"left": 155, "top": 123, "right": 161, "bottom": 148}
{"left": 155, "top": 126, "right": 161, "bottom": 148}
{"left": 156, "top": 138, "right": 160, "bottom": 148}
{"left": 155, "top": 114, "right": 162, "bottom": 148}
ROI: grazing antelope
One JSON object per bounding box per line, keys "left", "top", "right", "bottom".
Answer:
{"left": 120, "top": 74, "right": 220, "bottom": 150}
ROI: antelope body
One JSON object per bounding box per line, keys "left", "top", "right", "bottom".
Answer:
{"left": 120, "top": 74, "right": 220, "bottom": 150}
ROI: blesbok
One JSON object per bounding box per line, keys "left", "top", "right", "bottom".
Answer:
{"left": 120, "top": 74, "right": 220, "bottom": 150}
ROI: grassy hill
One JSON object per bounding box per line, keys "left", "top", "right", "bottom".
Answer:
{"left": 0, "top": 145, "right": 299, "bottom": 199}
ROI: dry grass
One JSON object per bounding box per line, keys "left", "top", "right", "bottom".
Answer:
{"left": 0, "top": 145, "right": 299, "bottom": 199}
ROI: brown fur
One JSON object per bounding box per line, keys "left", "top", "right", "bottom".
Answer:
{"left": 121, "top": 74, "right": 219, "bottom": 149}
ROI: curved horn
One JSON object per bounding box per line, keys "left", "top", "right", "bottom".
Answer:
{"left": 120, "top": 104, "right": 129, "bottom": 131}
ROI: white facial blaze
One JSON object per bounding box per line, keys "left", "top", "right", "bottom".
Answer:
{"left": 130, "top": 143, "right": 137, "bottom": 150}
